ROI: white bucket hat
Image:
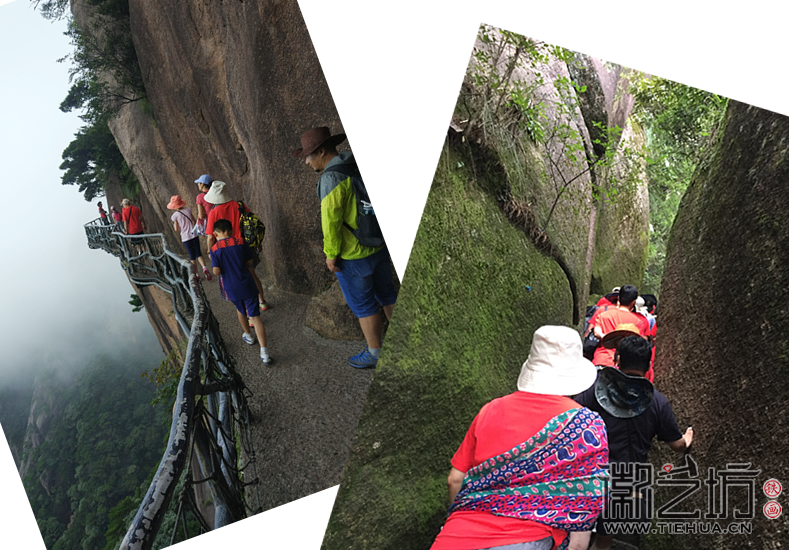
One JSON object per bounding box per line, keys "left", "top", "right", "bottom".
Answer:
{"left": 203, "top": 180, "right": 232, "bottom": 205}
{"left": 517, "top": 325, "right": 597, "bottom": 396}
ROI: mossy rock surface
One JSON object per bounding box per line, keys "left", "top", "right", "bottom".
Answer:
{"left": 654, "top": 100, "right": 789, "bottom": 549}
{"left": 590, "top": 123, "right": 650, "bottom": 295}
{"left": 323, "top": 143, "right": 572, "bottom": 550}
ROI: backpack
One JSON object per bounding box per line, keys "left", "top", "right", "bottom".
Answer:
{"left": 324, "top": 160, "right": 385, "bottom": 248}
{"left": 582, "top": 305, "right": 610, "bottom": 359}
{"left": 237, "top": 201, "right": 266, "bottom": 249}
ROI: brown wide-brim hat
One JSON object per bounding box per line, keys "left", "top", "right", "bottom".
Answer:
{"left": 291, "top": 127, "right": 347, "bottom": 158}
{"left": 599, "top": 323, "right": 642, "bottom": 349}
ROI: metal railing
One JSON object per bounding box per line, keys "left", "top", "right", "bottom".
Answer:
{"left": 84, "top": 219, "right": 261, "bottom": 549}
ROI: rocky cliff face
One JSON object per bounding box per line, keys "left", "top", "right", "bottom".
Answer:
{"left": 458, "top": 35, "right": 649, "bottom": 317}
{"left": 133, "top": 281, "right": 184, "bottom": 355}
{"left": 654, "top": 100, "right": 789, "bottom": 550}
{"left": 70, "top": 0, "right": 364, "bottom": 349}
{"left": 77, "top": 0, "right": 345, "bottom": 296}
{"left": 18, "top": 372, "right": 63, "bottom": 482}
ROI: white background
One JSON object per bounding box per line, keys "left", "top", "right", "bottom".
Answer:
{"left": 2, "top": 0, "right": 788, "bottom": 548}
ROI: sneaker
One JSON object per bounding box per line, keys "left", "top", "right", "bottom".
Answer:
{"left": 259, "top": 301, "right": 269, "bottom": 311}
{"left": 203, "top": 268, "right": 213, "bottom": 281}
{"left": 241, "top": 332, "right": 255, "bottom": 345}
{"left": 348, "top": 347, "right": 378, "bottom": 369}
{"left": 261, "top": 351, "right": 273, "bottom": 365}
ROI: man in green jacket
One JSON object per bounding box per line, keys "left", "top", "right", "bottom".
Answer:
{"left": 293, "top": 127, "right": 398, "bottom": 368}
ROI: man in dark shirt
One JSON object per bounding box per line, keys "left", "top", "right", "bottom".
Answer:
{"left": 574, "top": 335, "right": 693, "bottom": 550}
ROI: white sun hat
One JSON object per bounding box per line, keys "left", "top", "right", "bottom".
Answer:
{"left": 203, "top": 180, "right": 232, "bottom": 205}
{"left": 517, "top": 325, "right": 597, "bottom": 396}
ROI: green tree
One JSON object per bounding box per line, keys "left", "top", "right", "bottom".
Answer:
{"left": 59, "top": 115, "right": 138, "bottom": 201}
{"left": 33, "top": 0, "right": 144, "bottom": 201}
{"left": 128, "top": 293, "right": 144, "bottom": 313}
{"left": 629, "top": 76, "right": 728, "bottom": 293}
{"left": 19, "top": 358, "right": 168, "bottom": 550}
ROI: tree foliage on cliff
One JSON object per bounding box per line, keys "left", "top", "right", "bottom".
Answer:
{"left": 59, "top": 113, "right": 138, "bottom": 201}
{"left": 629, "top": 77, "right": 727, "bottom": 293}
{"left": 33, "top": 0, "right": 144, "bottom": 201}
{"left": 18, "top": 359, "right": 168, "bottom": 550}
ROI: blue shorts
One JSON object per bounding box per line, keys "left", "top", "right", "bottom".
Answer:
{"left": 334, "top": 247, "right": 398, "bottom": 318}
{"left": 230, "top": 296, "right": 260, "bottom": 318}
{"left": 183, "top": 237, "right": 202, "bottom": 260}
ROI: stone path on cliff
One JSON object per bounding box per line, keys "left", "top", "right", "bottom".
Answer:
{"left": 199, "top": 266, "right": 374, "bottom": 513}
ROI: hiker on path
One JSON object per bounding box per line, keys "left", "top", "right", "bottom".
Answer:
{"left": 110, "top": 205, "right": 122, "bottom": 228}
{"left": 640, "top": 294, "right": 659, "bottom": 370}
{"left": 194, "top": 173, "right": 215, "bottom": 222}
{"left": 98, "top": 201, "right": 110, "bottom": 225}
{"left": 584, "top": 287, "right": 621, "bottom": 338}
{"left": 430, "top": 325, "right": 608, "bottom": 550}
{"left": 596, "top": 287, "right": 620, "bottom": 308}
{"left": 121, "top": 198, "right": 147, "bottom": 254}
{"left": 204, "top": 180, "right": 268, "bottom": 311}
{"left": 574, "top": 335, "right": 693, "bottom": 550}
{"left": 167, "top": 195, "right": 212, "bottom": 281}
{"left": 292, "top": 126, "right": 398, "bottom": 369}
{"left": 589, "top": 285, "right": 649, "bottom": 367}
{"left": 211, "top": 218, "right": 272, "bottom": 365}
{"left": 583, "top": 287, "right": 620, "bottom": 344}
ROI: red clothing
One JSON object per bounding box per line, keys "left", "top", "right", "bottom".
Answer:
{"left": 588, "top": 304, "right": 612, "bottom": 328}
{"left": 647, "top": 319, "right": 657, "bottom": 383}
{"left": 431, "top": 392, "right": 579, "bottom": 550}
{"left": 196, "top": 192, "right": 214, "bottom": 217}
{"left": 591, "top": 308, "right": 649, "bottom": 366}
{"left": 112, "top": 211, "right": 122, "bottom": 222}
{"left": 122, "top": 205, "right": 144, "bottom": 234}
{"left": 596, "top": 295, "right": 615, "bottom": 308}
{"left": 206, "top": 201, "right": 243, "bottom": 242}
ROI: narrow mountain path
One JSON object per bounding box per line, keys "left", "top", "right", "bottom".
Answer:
{"left": 197, "top": 265, "right": 373, "bottom": 512}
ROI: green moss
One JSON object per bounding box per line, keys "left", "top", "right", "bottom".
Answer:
{"left": 590, "top": 190, "right": 649, "bottom": 294}
{"left": 324, "top": 142, "right": 572, "bottom": 550}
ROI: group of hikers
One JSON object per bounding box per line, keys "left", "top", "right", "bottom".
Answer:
{"left": 431, "top": 285, "right": 692, "bottom": 550}
{"left": 96, "top": 126, "right": 398, "bottom": 370}
{"left": 583, "top": 284, "right": 658, "bottom": 382}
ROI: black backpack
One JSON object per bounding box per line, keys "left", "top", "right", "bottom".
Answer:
{"left": 324, "top": 160, "right": 385, "bottom": 248}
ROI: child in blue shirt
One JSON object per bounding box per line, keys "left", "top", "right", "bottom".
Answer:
{"left": 210, "top": 218, "right": 272, "bottom": 364}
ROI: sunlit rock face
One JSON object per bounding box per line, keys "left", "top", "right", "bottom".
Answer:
{"left": 75, "top": 0, "right": 344, "bottom": 296}
{"left": 656, "top": 100, "right": 789, "bottom": 550}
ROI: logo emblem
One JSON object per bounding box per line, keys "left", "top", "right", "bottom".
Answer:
{"left": 763, "top": 479, "right": 782, "bottom": 499}
{"left": 764, "top": 501, "right": 782, "bottom": 520}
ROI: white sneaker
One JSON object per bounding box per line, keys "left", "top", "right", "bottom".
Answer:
{"left": 241, "top": 332, "right": 255, "bottom": 345}
{"left": 260, "top": 349, "right": 272, "bottom": 365}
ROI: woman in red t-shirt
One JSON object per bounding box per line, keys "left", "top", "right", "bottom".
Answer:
{"left": 431, "top": 326, "right": 608, "bottom": 550}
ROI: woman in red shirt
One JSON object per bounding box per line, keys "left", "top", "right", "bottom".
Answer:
{"left": 431, "top": 326, "right": 608, "bottom": 550}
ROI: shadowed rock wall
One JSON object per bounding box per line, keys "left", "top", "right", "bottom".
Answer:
{"left": 653, "top": 100, "right": 789, "bottom": 549}
{"left": 324, "top": 142, "right": 574, "bottom": 549}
